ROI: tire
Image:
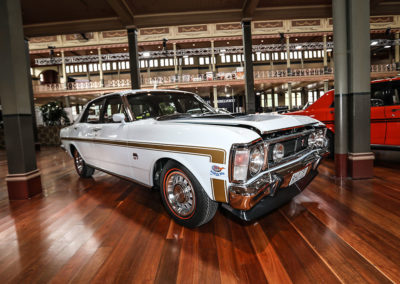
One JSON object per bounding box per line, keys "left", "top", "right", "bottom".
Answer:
{"left": 160, "top": 160, "right": 218, "bottom": 228}
{"left": 73, "top": 148, "right": 95, "bottom": 178}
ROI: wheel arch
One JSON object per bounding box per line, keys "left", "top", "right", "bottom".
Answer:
{"left": 150, "top": 156, "right": 214, "bottom": 200}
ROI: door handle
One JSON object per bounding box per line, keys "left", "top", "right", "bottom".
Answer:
{"left": 92, "top": 127, "right": 102, "bottom": 132}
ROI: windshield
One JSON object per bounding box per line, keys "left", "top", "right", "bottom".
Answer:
{"left": 127, "top": 92, "right": 216, "bottom": 120}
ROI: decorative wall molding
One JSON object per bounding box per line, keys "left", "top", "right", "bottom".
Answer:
{"left": 65, "top": 33, "right": 94, "bottom": 41}
{"left": 28, "top": 15, "right": 400, "bottom": 53}
{"left": 139, "top": 27, "right": 169, "bottom": 35}
{"left": 178, "top": 25, "right": 208, "bottom": 33}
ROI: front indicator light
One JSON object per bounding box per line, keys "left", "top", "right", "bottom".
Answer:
{"left": 233, "top": 149, "right": 249, "bottom": 181}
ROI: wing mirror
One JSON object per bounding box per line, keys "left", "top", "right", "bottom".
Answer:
{"left": 112, "top": 113, "right": 126, "bottom": 124}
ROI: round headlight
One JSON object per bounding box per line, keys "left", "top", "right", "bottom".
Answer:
{"left": 273, "top": 143, "right": 285, "bottom": 162}
{"left": 249, "top": 147, "right": 264, "bottom": 175}
{"left": 308, "top": 132, "right": 317, "bottom": 148}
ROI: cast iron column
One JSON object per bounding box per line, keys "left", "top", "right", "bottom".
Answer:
{"left": 395, "top": 32, "right": 400, "bottom": 71}
{"left": 0, "top": 0, "right": 42, "bottom": 199}
{"left": 61, "top": 50, "right": 67, "bottom": 89}
{"left": 97, "top": 48, "right": 104, "bottom": 87}
{"left": 242, "top": 21, "right": 255, "bottom": 114}
{"left": 127, "top": 28, "right": 141, "bottom": 89}
{"left": 213, "top": 86, "right": 218, "bottom": 109}
{"left": 173, "top": 42, "right": 178, "bottom": 79}
{"left": 288, "top": 83, "right": 292, "bottom": 110}
{"left": 323, "top": 34, "right": 328, "bottom": 73}
{"left": 286, "top": 36, "right": 291, "bottom": 75}
{"left": 347, "top": 0, "right": 374, "bottom": 178}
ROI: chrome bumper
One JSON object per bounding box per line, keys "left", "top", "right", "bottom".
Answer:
{"left": 228, "top": 148, "right": 328, "bottom": 211}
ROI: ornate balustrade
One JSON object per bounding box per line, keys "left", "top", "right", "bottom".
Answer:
{"left": 33, "top": 64, "right": 397, "bottom": 94}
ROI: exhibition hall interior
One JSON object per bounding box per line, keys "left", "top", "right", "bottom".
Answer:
{"left": 1, "top": 0, "right": 400, "bottom": 282}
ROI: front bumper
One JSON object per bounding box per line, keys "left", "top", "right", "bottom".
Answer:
{"left": 222, "top": 168, "right": 318, "bottom": 221}
{"left": 225, "top": 148, "right": 327, "bottom": 219}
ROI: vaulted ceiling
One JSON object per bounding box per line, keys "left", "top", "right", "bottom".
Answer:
{"left": 21, "top": 0, "right": 400, "bottom": 36}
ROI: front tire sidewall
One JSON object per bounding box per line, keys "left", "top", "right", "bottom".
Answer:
{"left": 73, "top": 149, "right": 94, "bottom": 178}
{"left": 160, "top": 161, "right": 217, "bottom": 228}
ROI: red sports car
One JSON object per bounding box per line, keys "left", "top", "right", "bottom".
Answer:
{"left": 289, "top": 77, "right": 400, "bottom": 152}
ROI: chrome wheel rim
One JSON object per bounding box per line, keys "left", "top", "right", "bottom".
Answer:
{"left": 165, "top": 171, "right": 195, "bottom": 217}
{"left": 74, "top": 151, "right": 84, "bottom": 174}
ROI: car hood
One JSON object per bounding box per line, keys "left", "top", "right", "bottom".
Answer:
{"left": 166, "top": 113, "right": 319, "bottom": 134}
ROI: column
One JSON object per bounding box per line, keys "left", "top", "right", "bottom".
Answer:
{"left": 127, "top": 28, "right": 141, "bottom": 89}
{"left": 97, "top": 48, "right": 104, "bottom": 87}
{"left": 211, "top": 40, "right": 216, "bottom": 74}
{"left": 0, "top": 0, "right": 42, "bottom": 199}
{"left": 61, "top": 50, "right": 67, "bottom": 89}
{"left": 395, "top": 32, "right": 399, "bottom": 70}
{"left": 323, "top": 34, "right": 328, "bottom": 73}
{"left": 173, "top": 42, "right": 178, "bottom": 79}
{"left": 213, "top": 86, "right": 218, "bottom": 109}
{"left": 271, "top": 88, "right": 276, "bottom": 111}
{"left": 86, "top": 63, "right": 90, "bottom": 81}
{"left": 347, "top": 0, "right": 373, "bottom": 178}
{"left": 286, "top": 36, "right": 291, "bottom": 75}
{"left": 333, "top": 0, "right": 373, "bottom": 179}
{"left": 242, "top": 21, "right": 256, "bottom": 114}
{"left": 324, "top": 80, "right": 329, "bottom": 93}
{"left": 288, "top": 83, "right": 292, "bottom": 110}
{"left": 64, "top": 96, "right": 71, "bottom": 108}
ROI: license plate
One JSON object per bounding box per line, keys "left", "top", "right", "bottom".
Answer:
{"left": 289, "top": 166, "right": 309, "bottom": 186}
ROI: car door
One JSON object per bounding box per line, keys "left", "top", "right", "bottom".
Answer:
{"left": 370, "top": 82, "right": 388, "bottom": 145}
{"left": 74, "top": 98, "right": 105, "bottom": 165}
{"left": 384, "top": 80, "right": 400, "bottom": 145}
{"left": 92, "top": 95, "right": 133, "bottom": 177}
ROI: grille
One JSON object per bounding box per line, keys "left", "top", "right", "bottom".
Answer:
{"left": 265, "top": 131, "right": 311, "bottom": 165}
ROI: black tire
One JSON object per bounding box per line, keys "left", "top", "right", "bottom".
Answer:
{"left": 73, "top": 148, "right": 95, "bottom": 178}
{"left": 327, "top": 130, "right": 334, "bottom": 158}
{"left": 160, "top": 160, "right": 218, "bottom": 228}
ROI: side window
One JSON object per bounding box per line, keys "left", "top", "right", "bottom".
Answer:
{"left": 81, "top": 99, "right": 104, "bottom": 123}
{"left": 128, "top": 94, "right": 158, "bottom": 120}
{"left": 389, "top": 81, "right": 400, "bottom": 105}
{"left": 103, "top": 96, "right": 127, "bottom": 123}
{"left": 371, "top": 82, "right": 391, "bottom": 107}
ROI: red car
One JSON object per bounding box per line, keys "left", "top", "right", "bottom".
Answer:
{"left": 290, "top": 77, "right": 400, "bottom": 152}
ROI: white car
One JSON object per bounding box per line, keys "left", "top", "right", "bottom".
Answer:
{"left": 60, "top": 90, "right": 328, "bottom": 227}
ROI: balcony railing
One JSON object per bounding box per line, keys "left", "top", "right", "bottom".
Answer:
{"left": 33, "top": 64, "right": 397, "bottom": 94}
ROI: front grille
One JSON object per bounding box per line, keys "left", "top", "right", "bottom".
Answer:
{"left": 264, "top": 128, "right": 312, "bottom": 165}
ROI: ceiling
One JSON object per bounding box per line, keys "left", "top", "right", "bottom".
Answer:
{"left": 21, "top": 0, "right": 400, "bottom": 37}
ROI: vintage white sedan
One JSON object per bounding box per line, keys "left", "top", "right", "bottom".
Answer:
{"left": 60, "top": 90, "right": 328, "bottom": 227}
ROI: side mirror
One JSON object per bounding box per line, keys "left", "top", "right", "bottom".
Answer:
{"left": 112, "top": 113, "right": 126, "bottom": 123}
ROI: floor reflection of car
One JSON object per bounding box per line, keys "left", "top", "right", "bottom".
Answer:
{"left": 289, "top": 77, "right": 400, "bottom": 152}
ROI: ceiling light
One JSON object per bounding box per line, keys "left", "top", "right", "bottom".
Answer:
{"left": 295, "top": 38, "right": 298, "bottom": 41}
{"left": 123, "top": 48, "right": 127, "bottom": 51}
{"left": 90, "top": 50, "right": 93, "bottom": 54}
{"left": 295, "top": 45, "right": 302, "bottom": 50}
{"left": 227, "top": 41, "right": 230, "bottom": 44}
{"left": 384, "top": 45, "right": 391, "bottom": 49}
{"left": 261, "top": 40, "right": 264, "bottom": 43}
{"left": 193, "top": 43, "right": 195, "bottom": 46}
{"left": 143, "top": 52, "right": 150, "bottom": 57}
{"left": 327, "top": 48, "right": 332, "bottom": 52}
{"left": 371, "top": 41, "right": 378, "bottom": 46}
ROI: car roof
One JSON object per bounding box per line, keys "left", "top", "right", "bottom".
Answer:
{"left": 107, "top": 89, "right": 195, "bottom": 97}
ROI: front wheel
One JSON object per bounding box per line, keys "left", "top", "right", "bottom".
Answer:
{"left": 160, "top": 161, "right": 218, "bottom": 228}
{"left": 73, "top": 149, "right": 95, "bottom": 178}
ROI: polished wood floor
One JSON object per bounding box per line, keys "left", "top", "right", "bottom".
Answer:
{"left": 0, "top": 147, "right": 399, "bottom": 283}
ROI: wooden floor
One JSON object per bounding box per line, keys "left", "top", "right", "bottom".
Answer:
{"left": 0, "top": 147, "right": 399, "bottom": 283}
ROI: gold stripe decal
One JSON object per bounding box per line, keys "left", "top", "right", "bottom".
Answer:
{"left": 211, "top": 178, "right": 227, "bottom": 203}
{"left": 62, "top": 137, "right": 226, "bottom": 164}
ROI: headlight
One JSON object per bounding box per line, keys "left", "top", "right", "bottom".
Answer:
{"left": 272, "top": 143, "right": 285, "bottom": 162}
{"left": 249, "top": 146, "right": 264, "bottom": 176}
{"left": 308, "top": 132, "right": 317, "bottom": 148}
{"left": 309, "top": 128, "right": 327, "bottom": 148}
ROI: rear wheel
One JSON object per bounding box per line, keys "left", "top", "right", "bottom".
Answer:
{"left": 73, "top": 149, "right": 94, "bottom": 178}
{"left": 160, "top": 161, "right": 218, "bottom": 228}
